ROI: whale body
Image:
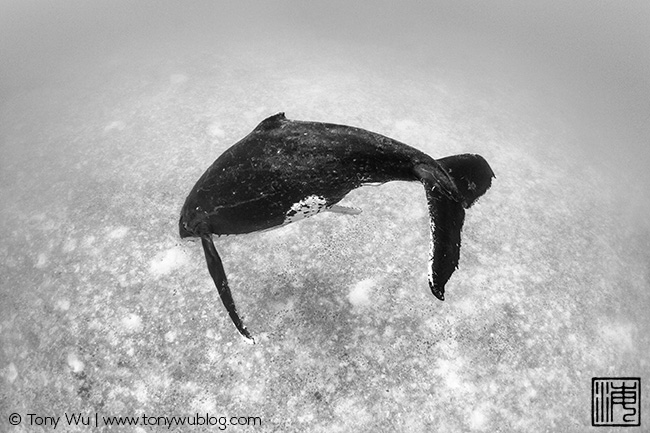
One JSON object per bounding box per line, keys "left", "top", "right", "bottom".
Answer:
{"left": 179, "top": 113, "right": 494, "bottom": 342}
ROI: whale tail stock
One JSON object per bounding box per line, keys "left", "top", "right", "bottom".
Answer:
{"left": 414, "top": 154, "right": 494, "bottom": 301}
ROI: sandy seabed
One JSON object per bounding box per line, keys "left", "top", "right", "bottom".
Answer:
{"left": 1, "top": 35, "right": 649, "bottom": 432}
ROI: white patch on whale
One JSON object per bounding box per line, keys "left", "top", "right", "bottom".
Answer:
{"left": 283, "top": 195, "right": 328, "bottom": 225}
{"left": 427, "top": 219, "right": 435, "bottom": 287}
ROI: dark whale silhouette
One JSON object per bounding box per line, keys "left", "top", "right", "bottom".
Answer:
{"left": 179, "top": 113, "right": 494, "bottom": 343}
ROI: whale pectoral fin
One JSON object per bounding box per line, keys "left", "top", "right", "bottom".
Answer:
{"left": 426, "top": 188, "right": 466, "bottom": 301}
{"left": 200, "top": 235, "right": 255, "bottom": 344}
{"left": 326, "top": 205, "right": 362, "bottom": 215}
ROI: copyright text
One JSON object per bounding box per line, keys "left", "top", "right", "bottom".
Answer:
{"left": 7, "top": 412, "right": 262, "bottom": 430}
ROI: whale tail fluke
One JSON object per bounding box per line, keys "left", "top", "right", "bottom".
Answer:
{"left": 416, "top": 154, "right": 494, "bottom": 300}
{"left": 425, "top": 189, "right": 465, "bottom": 301}
{"left": 435, "top": 153, "right": 495, "bottom": 209}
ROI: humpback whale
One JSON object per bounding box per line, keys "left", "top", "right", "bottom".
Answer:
{"left": 179, "top": 113, "right": 494, "bottom": 343}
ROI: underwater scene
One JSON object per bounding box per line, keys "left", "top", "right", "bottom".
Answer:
{"left": 1, "top": 1, "right": 649, "bottom": 431}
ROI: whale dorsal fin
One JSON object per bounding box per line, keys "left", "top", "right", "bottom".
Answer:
{"left": 256, "top": 112, "right": 287, "bottom": 131}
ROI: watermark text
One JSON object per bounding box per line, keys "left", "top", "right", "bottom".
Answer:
{"left": 7, "top": 412, "right": 261, "bottom": 430}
